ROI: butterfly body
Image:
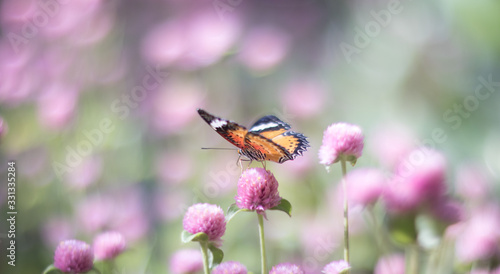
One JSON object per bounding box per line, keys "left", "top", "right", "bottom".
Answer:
{"left": 197, "top": 109, "right": 309, "bottom": 163}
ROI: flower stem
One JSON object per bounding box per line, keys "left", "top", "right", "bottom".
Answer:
{"left": 407, "top": 244, "right": 419, "bottom": 274}
{"left": 340, "top": 158, "right": 350, "bottom": 272}
{"left": 200, "top": 241, "right": 210, "bottom": 274}
{"left": 258, "top": 213, "right": 267, "bottom": 274}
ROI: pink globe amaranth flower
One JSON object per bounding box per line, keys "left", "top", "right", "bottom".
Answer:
{"left": 428, "top": 197, "right": 465, "bottom": 224}
{"left": 270, "top": 263, "right": 305, "bottom": 274}
{"left": 54, "top": 239, "right": 94, "bottom": 273}
{"left": 322, "top": 260, "right": 350, "bottom": 274}
{"left": 455, "top": 204, "right": 500, "bottom": 263}
{"left": 212, "top": 261, "right": 248, "bottom": 274}
{"left": 169, "top": 249, "right": 203, "bottom": 274}
{"left": 318, "top": 123, "right": 364, "bottom": 167}
{"left": 235, "top": 168, "right": 281, "bottom": 215}
{"left": 345, "top": 168, "right": 386, "bottom": 207}
{"left": 183, "top": 203, "right": 226, "bottom": 242}
{"left": 93, "top": 231, "right": 126, "bottom": 260}
{"left": 374, "top": 254, "right": 405, "bottom": 274}
{"left": 383, "top": 148, "right": 447, "bottom": 213}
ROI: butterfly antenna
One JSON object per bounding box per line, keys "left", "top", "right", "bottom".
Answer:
{"left": 201, "top": 147, "right": 238, "bottom": 150}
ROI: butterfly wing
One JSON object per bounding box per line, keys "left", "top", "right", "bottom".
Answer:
{"left": 244, "top": 132, "right": 293, "bottom": 163}
{"left": 197, "top": 109, "right": 248, "bottom": 150}
{"left": 248, "top": 115, "right": 310, "bottom": 162}
{"left": 270, "top": 131, "right": 309, "bottom": 160}
{"left": 249, "top": 115, "right": 291, "bottom": 139}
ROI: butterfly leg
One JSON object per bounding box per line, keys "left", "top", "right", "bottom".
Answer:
{"left": 260, "top": 161, "right": 267, "bottom": 170}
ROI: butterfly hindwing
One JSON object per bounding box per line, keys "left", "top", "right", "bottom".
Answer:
{"left": 249, "top": 115, "right": 291, "bottom": 139}
{"left": 197, "top": 109, "right": 248, "bottom": 150}
{"left": 271, "top": 131, "right": 309, "bottom": 159}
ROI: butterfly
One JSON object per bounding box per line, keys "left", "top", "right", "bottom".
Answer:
{"left": 197, "top": 109, "right": 309, "bottom": 164}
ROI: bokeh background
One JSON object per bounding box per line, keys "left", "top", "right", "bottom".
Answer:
{"left": 1, "top": 0, "right": 500, "bottom": 273}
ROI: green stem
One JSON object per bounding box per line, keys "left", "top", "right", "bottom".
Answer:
{"left": 258, "top": 213, "right": 267, "bottom": 274}
{"left": 407, "top": 245, "right": 419, "bottom": 274}
{"left": 367, "top": 207, "right": 389, "bottom": 255}
{"left": 340, "top": 158, "right": 350, "bottom": 271}
{"left": 200, "top": 241, "right": 210, "bottom": 274}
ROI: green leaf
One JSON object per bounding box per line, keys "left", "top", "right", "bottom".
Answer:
{"left": 270, "top": 198, "right": 292, "bottom": 217}
{"left": 226, "top": 203, "right": 250, "bottom": 224}
{"left": 42, "top": 264, "right": 61, "bottom": 274}
{"left": 208, "top": 244, "right": 224, "bottom": 268}
{"left": 181, "top": 230, "right": 208, "bottom": 243}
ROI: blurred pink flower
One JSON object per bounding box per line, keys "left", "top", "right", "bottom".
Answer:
{"left": 41, "top": 0, "right": 102, "bottom": 38}
{"left": 169, "top": 249, "right": 203, "bottom": 274}
{"left": 345, "top": 168, "right": 386, "bottom": 207}
{"left": 0, "top": 0, "right": 38, "bottom": 24}
{"left": 455, "top": 204, "right": 500, "bottom": 263}
{"left": 383, "top": 148, "right": 447, "bottom": 213}
{"left": 76, "top": 194, "right": 114, "bottom": 233}
{"left": 0, "top": 116, "right": 7, "bottom": 137}
{"left": 152, "top": 80, "right": 205, "bottom": 135}
{"left": 456, "top": 163, "right": 491, "bottom": 203}
{"left": 370, "top": 124, "right": 415, "bottom": 168}
{"left": 281, "top": 79, "right": 326, "bottom": 119}
{"left": 93, "top": 231, "right": 126, "bottom": 261}
{"left": 235, "top": 168, "right": 281, "bottom": 216}
{"left": 318, "top": 123, "right": 364, "bottom": 167}
{"left": 239, "top": 26, "right": 290, "bottom": 72}
{"left": 322, "top": 260, "right": 350, "bottom": 274}
{"left": 154, "top": 189, "right": 189, "bottom": 221}
{"left": 110, "top": 189, "right": 150, "bottom": 242}
{"left": 155, "top": 151, "right": 193, "bottom": 185}
{"left": 212, "top": 261, "right": 248, "bottom": 274}
{"left": 64, "top": 156, "right": 102, "bottom": 189}
{"left": 374, "top": 254, "right": 405, "bottom": 274}
{"left": 54, "top": 239, "right": 94, "bottom": 273}
{"left": 142, "top": 12, "right": 239, "bottom": 69}
{"left": 37, "top": 83, "right": 78, "bottom": 130}
{"left": 428, "top": 197, "right": 465, "bottom": 224}
{"left": 183, "top": 203, "right": 226, "bottom": 243}
{"left": 41, "top": 217, "right": 74, "bottom": 248}
{"left": 270, "top": 263, "right": 305, "bottom": 274}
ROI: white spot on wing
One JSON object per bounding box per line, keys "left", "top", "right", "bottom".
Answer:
{"left": 211, "top": 119, "right": 227, "bottom": 129}
{"left": 251, "top": 122, "right": 278, "bottom": 131}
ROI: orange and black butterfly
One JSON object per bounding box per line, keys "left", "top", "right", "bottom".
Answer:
{"left": 197, "top": 109, "right": 309, "bottom": 164}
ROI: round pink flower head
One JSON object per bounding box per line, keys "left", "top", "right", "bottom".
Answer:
{"left": 374, "top": 254, "right": 405, "bottom": 274}
{"left": 323, "top": 260, "right": 350, "bottom": 274}
{"left": 235, "top": 168, "right": 281, "bottom": 216}
{"left": 319, "top": 123, "right": 364, "bottom": 167}
{"left": 270, "top": 263, "right": 305, "bottom": 274}
{"left": 93, "top": 231, "right": 126, "bottom": 260}
{"left": 212, "top": 261, "right": 248, "bottom": 274}
{"left": 383, "top": 148, "right": 447, "bottom": 213}
{"left": 346, "top": 168, "right": 386, "bottom": 207}
{"left": 169, "top": 249, "right": 203, "bottom": 274}
{"left": 183, "top": 203, "right": 226, "bottom": 242}
{"left": 54, "top": 239, "right": 94, "bottom": 273}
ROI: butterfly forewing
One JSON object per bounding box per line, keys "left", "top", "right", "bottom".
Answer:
{"left": 197, "top": 109, "right": 248, "bottom": 150}
{"left": 244, "top": 132, "right": 293, "bottom": 163}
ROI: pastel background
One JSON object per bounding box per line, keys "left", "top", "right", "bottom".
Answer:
{"left": 1, "top": 0, "right": 500, "bottom": 273}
